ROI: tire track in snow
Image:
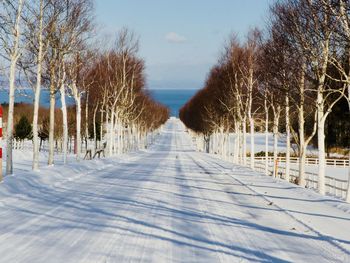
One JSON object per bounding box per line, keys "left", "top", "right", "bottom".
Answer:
{"left": 183, "top": 153, "right": 294, "bottom": 262}
{"left": 0, "top": 152, "right": 161, "bottom": 263}
{"left": 189, "top": 152, "right": 349, "bottom": 262}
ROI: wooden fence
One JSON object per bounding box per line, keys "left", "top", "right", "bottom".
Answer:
{"left": 252, "top": 158, "right": 349, "bottom": 199}
{"left": 253, "top": 156, "right": 349, "bottom": 167}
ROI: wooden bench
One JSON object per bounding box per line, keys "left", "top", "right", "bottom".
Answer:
{"left": 84, "top": 142, "right": 107, "bottom": 160}
{"left": 93, "top": 142, "right": 107, "bottom": 159}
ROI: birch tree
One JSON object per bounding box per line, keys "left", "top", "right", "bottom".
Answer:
{"left": 320, "top": 0, "right": 350, "bottom": 200}
{"left": 45, "top": 0, "right": 92, "bottom": 164}
{"left": 22, "top": 0, "right": 47, "bottom": 170}
{"left": 272, "top": 0, "right": 318, "bottom": 187}
{"left": 0, "top": 0, "right": 25, "bottom": 175}
{"left": 244, "top": 29, "right": 261, "bottom": 169}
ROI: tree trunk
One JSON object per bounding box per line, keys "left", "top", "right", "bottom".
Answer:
{"left": 6, "top": 56, "right": 16, "bottom": 175}
{"left": 233, "top": 121, "right": 239, "bottom": 163}
{"left": 225, "top": 130, "right": 230, "bottom": 160}
{"left": 118, "top": 120, "right": 123, "bottom": 154}
{"left": 247, "top": 70, "right": 254, "bottom": 169}
{"left": 298, "top": 106, "right": 306, "bottom": 187}
{"left": 242, "top": 118, "right": 247, "bottom": 165}
{"left": 75, "top": 94, "right": 82, "bottom": 161}
{"left": 265, "top": 103, "right": 269, "bottom": 176}
{"left": 32, "top": 0, "right": 44, "bottom": 171}
{"left": 220, "top": 127, "right": 224, "bottom": 158}
{"left": 317, "top": 90, "right": 326, "bottom": 195}
{"left": 93, "top": 105, "right": 98, "bottom": 150}
{"left": 238, "top": 122, "right": 243, "bottom": 164}
{"left": 346, "top": 88, "right": 350, "bottom": 202}
{"left": 298, "top": 64, "right": 307, "bottom": 187}
{"left": 100, "top": 110, "right": 104, "bottom": 148}
{"left": 249, "top": 116, "right": 255, "bottom": 169}
{"left": 85, "top": 91, "right": 89, "bottom": 150}
{"left": 285, "top": 94, "right": 291, "bottom": 182}
{"left": 106, "top": 110, "right": 111, "bottom": 156}
{"left": 6, "top": 0, "right": 24, "bottom": 175}
{"left": 114, "top": 114, "right": 119, "bottom": 155}
{"left": 48, "top": 88, "right": 56, "bottom": 165}
{"left": 273, "top": 106, "right": 280, "bottom": 178}
{"left": 106, "top": 109, "right": 110, "bottom": 152}
{"left": 108, "top": 111, "right": 114, "bottom": 156}
{"left": 60, "top": 83, "right": 68, "bottom": 164}
{"left": 299, "top": 145, "right": 307, "bottom": 187}
{"left": 346, "top": 152, "right": 350, "bottom": 202}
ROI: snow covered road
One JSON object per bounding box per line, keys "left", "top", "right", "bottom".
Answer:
{"left": 1, "top": 118, "right": 350, "bottom": 262}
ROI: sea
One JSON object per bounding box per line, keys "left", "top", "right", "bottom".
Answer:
{"left": 0, "top": 88, "right": 198, "bottom": 117}
{"left": 149, "top": 89, "right": 197, "bottom": 117}
{"left": 0, "top": 89, "right": 75, "bottom": 108}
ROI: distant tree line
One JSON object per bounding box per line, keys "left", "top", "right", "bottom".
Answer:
{"left": 180, "top": 0, "right": 350, "bottom": 200}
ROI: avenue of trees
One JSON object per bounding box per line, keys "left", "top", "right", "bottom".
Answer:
{"left": 0, "top": 0, "right": 169, "bottom": 178}
{"left": 180, "top": 0, "right": 350, "bottom": 201}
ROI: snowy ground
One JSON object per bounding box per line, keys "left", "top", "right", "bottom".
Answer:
{"left": 0, "top": 118, "right": 350, "bottom": 262}
{"left": 236, "top": 132, "right": 320, "bottom": 156}
{"left": 226, "top": 133, "right": 349, "bottom": 181}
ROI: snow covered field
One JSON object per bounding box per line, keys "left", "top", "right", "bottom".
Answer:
{"left": 235, "top": 132, "right": 317, "bottom": 155}
{"left": 226, "top": 133, "right": 349, "bottom": 181}
{"left": 0, "top": 118, "right": 349, "bottom": 262}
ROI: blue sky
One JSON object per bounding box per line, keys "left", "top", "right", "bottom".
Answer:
{"left": 95, "top": 0, "right": 275, "bottom": 90}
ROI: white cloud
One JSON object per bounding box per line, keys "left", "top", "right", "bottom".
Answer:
{"left": 165, "top": 32, "right": 187, "bottom": 43}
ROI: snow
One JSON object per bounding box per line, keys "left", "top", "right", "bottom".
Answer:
{"left": 0, "top": 117, "right": 349, "bottom": 262}
{"left": 282, "top": 162, "right": 348, "bottom": 181}
{"left": 226, "top": 133, "right": 349, "bottom": 181}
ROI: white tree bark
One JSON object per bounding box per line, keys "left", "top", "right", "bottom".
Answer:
{"left": 242, "top": 119, "right": 247, "bottom": 165}
{"left": 346, "top": 86, "right": 350, "bottom": 202}
{"left": 105, "top": 110, "right": 110, "bottom": 154}
{"left": 100, "top": 109, "right": 104, "bottom": 149}
{"left": 249, "top": 116, "right": 255, "bottom": 169}
{"left": 48, "top": 88, "right": 55, "bottom": 165}
{"left": 108, "top": 110, "right": 114, "bottom": 156}
{"left": 233, "top": 121, "right": 240, "bottom": 163}
{"left": 298, "top": 104, "right": 307, "bottom": 187}
{"left": 69, "top": 80, "right": 83, "bottom": 161}
{"left": 118, "top": 119, "right": 122, "bottom": 154}
{"left": 32, "top": 0, "right": 44, "bottom": 171}
{"left": 60, "top": 82, "right": 68, "bottom": 164}
{"left": 225, "top": 130, "right": 229, "bottom": 160}
{"left": 285, "top": 94, "right": 291, "bottom": 182}
{"left": 239, "top": 123, "right": 243, "bottom": 164}
{"left": 347, "top": 152, "right": 350, "bottom": 202}
{"left": 220, "top": 127, "right": 224, "bottom": 158}
{"left": 6, "top": 0, "right": 24, "bottom": 175}
{"left": 93, "top": 104, "right": 98, "bottom": 151}
{"left": 272, "top": 105, "right": 281, "bottom": 178}
{"left": 75, "top": 93, "right": 82, "bottom": 161}
{"left": 317, "top": 90, "right": 326, "bottom": 195}
{"left": 6, "top": 55, "right": 17, "bottom": 175}
{"left": 247, "top": 70, "right": 255, "bottom": 169}
{"left": 264, "top": 97, "right": 269, "bottom": 176}
{"left": 299, "top": 113, "right": 306, "bottom": 186}
{"left": 84, "top": 91, "right": 89, "bottom": 150}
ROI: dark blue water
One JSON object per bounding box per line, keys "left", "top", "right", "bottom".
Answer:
{"left": 0, "top": 88, "right": 197, "bottom": 116}
{"left": 0, "top": 89, "right": 75, "bottom": 108}
{"left": 149, "top": 89, "right": 197, "bottom": 117}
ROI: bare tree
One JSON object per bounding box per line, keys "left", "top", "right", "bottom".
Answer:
{"left": 0, "top": 0, "right": 25, "bottom": 175}
{"left": 44, "top": 0, "right": 92, "bottom": 164}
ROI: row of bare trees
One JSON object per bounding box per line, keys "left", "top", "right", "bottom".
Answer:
{"left": 85, "top": 30, "right": 169, "bottom": 158}
{"left": 180, "top": 0, "right": 350, "bottom": 201}
{"left": 0, "top": 0, "right": 169, "bottom": 178}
